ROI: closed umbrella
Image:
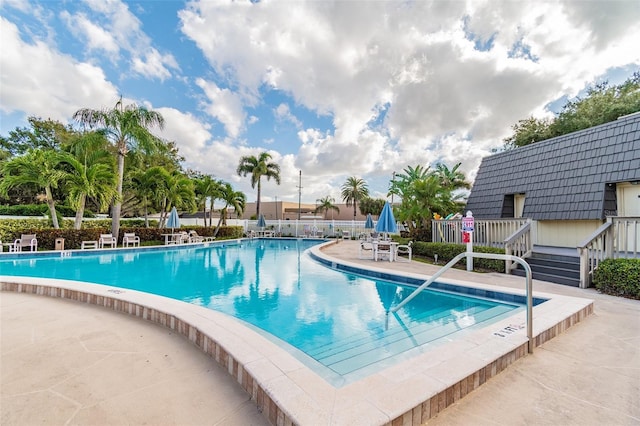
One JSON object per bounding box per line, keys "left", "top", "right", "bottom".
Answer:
{"left": 364, "top": 213, "right": 374, "bottom": 230}
{"left": 257, "top": 214, "right": 267, "bottom": 230}
{"left": 166, "top": 206, "right": 180, "bottom": 232}
{"left": 375, "top": 202, "right": 397, "bottom": 239}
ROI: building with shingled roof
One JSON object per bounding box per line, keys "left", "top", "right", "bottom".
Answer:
{"left": 465, "top": 112, "right": 640, "bottom": 248}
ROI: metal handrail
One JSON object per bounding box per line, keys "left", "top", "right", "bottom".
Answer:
{"left": 388, "top": 251, "right": 534, "bottom": 353}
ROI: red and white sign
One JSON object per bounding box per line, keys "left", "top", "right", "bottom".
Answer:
{"left": 462, "top": 216, "right": 474, "bottom": 232}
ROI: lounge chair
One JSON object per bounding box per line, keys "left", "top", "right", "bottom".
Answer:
{"left": 14, "top": 234, "right": 38, "bottom": 252}
{"left": 188, "top": 230, "right": 215, "bottom": 243}
{"left": 98, "top": 233, "right": 117, "bottom": 249}
{"left": 122, "top": 233, "right": 140, "bottom": 247}
{"left": 396, "top": 241, "right": 413, "bottom": 262}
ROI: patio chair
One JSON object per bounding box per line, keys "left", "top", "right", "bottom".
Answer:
{"left": 14, "top": 234, "right": 38, "bottom": 252}
{"left": 98, "top": 233, "right": 117, "bottom": 249}
{"left": 396, "top": 241, "right": 413, "bottom": 262}
{"left": 342, "top": 231, "right": 351, "bottom": 240}
{"left": 122, "top": 232, "right": 140, "bottom": 247}
{"left": 374, "top": 241, "right": 393, "bottom": 262}
{"left": 359, "top": 241, "right": 374, "bottom": 259}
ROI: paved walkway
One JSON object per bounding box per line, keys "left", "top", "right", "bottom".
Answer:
{"left": 2, "top": 240, "right": 639, "bottom": 425}
{"left": 1, "top": 292, "right": 268, "bottom": 426}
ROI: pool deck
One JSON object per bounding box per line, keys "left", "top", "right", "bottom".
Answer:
{"left": 1, "top": 240, "right": 639, "bottom": 425}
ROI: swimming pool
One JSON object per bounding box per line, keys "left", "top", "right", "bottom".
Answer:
{"left": 0, "top": 239, "right": 529, "bottom": 384}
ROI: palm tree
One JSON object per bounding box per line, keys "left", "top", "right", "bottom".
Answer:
{"left": 194, "top": 175, "right": 221, "bottom": 228}
{"left": 341, "top": 176, "right": 369, "bottom": 220}
{"left": 0, "top": 149, "right": 66, "bottom": 228}
{"left": 236, "top": 152, "right": 281, "bottom": 217}
{"left": 59, "top": 152, "right": 117, "bottom": 229}
{"left": 147, "top": 167, "right": 196, "bottom": 227}
{"left": 129, "top": 168, "right": 161, "bottom": 227}
{"left": 214, "top": 182, "right": 246, "bottom": 236}
{"left": 434, "top": 162, "right": 470, "bottom": 190}
{"left": 74, "top": 97, "right": 165, "bottom": 237}
{"left": 60, "top": 131, "right": 117, "bottom": 229}
{"left": 315, "top": 196, "right": 340, "bottom": 219}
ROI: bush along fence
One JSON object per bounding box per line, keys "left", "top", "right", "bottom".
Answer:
{"left": 409, "top": 241, "right": 506, "bottom": 273}
{"left": 593, "top": 258, "right": 640, "bottom": 299}
{"left": 0, "top": 219, "right": 243, "bottom": 250}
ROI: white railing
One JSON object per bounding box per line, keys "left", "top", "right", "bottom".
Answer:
{"left": 504, "top": 220, "right": 533, "bottom": 273}
{"left": 432, "top": 218, "right": 529, "bottom": 248}
{"left": 244, "top": 219, "right": 379, "bottom": 238}
{"left": 577, "top": 217, "right": 640, "bottom": 288}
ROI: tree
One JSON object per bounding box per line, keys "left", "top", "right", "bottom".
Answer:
{"left": 341, "top": 176, "right": 369, "bottom": 220}
{"left": 130, "top": 168, "right": 162, "bottom": 227}
{"left": 0, "top": 149, "right": 66, "bottom": 228}
{"left": 314, "top": 196, "right": 340, "bottom": 219}
{"left": 504, "top": 72, "right": 640, "bottom": 149}
{"left": 59, "top": 151, "right": 117, "bottom": 230}
{"left": 358, "top": 197, "right": 386, "bottom": 216}
{"left": 194, "top": 174, "right": 221, "bottom": 228}
{"left": 74, "top": 97, "right": 165, "bottom": 237}
{"left": 214, "top": 182, "right": 245, "bottom": 236}
{"left": 236, "top": 152, "right": 281, "bottom": 217}
{"left": 0, "top": 117, "right": 75, "bottom": 156}
{"left": 144, "top": 167, "right": 195, "bottom": 227}
{"left": 433, "top": 162, "right": 470, "bottom": 190}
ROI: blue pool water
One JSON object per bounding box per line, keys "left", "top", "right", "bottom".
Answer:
{"left": 0, "top": 239, "right": 524, "bottom": 383}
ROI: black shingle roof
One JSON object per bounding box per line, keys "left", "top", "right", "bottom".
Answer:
{"left": 466, "top": 112, "right": 640, "bottom": 220}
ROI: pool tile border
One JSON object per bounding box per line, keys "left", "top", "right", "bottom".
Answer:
{"left": 1, "top": 242, "right": 594, "bottom": 425}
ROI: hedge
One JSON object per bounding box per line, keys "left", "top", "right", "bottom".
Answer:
{"left": 0, "top": 218, "right": 243, "bottom": 250}
{"left": 0, "top": 204, "right": 95, "bottom": 217}
{"left": 593, "top": 258, "right": 640, "bottom": 299}
{"left": 411, "top": 241, "right": 506, "bottom": 273}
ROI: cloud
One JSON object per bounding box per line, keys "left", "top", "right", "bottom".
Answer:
{"left": 178, "top": 0, "right": 640, "bottom": 202}
{"left": 196, "top": 78, "right": 246, "bottom": 139}
{"left": 0, "top": 17, "right": 118, "bottom": 123}
{"left": 274, "top": 103, "right": 302, "bottom": 129}
{"left": 66, "top": 0, "right": 179, "bottom": 80}
{"left": 60, "top": 11, "right": 119, "bottom": 55}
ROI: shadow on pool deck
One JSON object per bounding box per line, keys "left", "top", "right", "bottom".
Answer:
{"left": 1, "top": 240, "right": 639, "bottom": 425}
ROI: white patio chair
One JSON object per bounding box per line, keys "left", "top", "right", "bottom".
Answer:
{"left": 122, "top": 232, "right": 140, "bottom": 247}
{"left": 396, "top": 241, "right": 413, "bottom": 262}
{"left": 374, "top": 241, "right": 393, "bottom": 262}
{"left": 14, "top": 234, "right": 38, "bottom": 252}
{"left": 98, "top": 233, "right": 117, "bottom": 249}
{"left": 359, "top": 241, "right": 374, "bottom": 259}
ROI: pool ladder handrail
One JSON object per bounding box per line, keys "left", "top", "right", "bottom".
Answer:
{"left": 388, "top": 252, "right": 534, "bottom": 354}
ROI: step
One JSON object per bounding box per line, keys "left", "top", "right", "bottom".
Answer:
{"left": 512, "top": 269, "right": 580, "bottom": 287}
{"left": 525, "top": 263, "right": 580, "bottom": 279}
{"left": 526, "top": 257, "right": 580, "bottom": 271}
{"left": 529, "top": 251, "right": 580, "bottom": 264}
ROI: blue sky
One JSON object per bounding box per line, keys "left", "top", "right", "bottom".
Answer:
{"left": 1, "top": 0, "right": 639, "bottom": 204}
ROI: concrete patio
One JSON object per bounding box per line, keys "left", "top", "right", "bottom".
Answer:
{"left": 1, "top": 240, "right": 638, "bottom": 425}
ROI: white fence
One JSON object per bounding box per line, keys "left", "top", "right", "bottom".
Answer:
{"left": 242, "top": 219, "right": 382, "bottom": 238}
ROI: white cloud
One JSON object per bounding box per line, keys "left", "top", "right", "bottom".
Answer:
{"left": 274, "top": 103, "right": 302, "bottom": 129}
{"left": 178, "top": 0, "right": 640, "bottom": 202}
{"left": 0, "top": 17, "right": 118, "bottom": 123}
{"left": 66, "top": 0, "right": 179, "bottom": 80}
{"left": 155, "top": 107, "right": 212, "bottom": 163}
{"left": 196, "top": 78, "right": 246, "bottom": 139}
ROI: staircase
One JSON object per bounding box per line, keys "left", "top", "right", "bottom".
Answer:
{"left": 512, "top": 249, "right": 580, "bottom": 287}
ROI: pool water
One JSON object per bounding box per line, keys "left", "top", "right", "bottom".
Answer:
{"left": 0, "top": 239, "right": 522, "bottom": 383}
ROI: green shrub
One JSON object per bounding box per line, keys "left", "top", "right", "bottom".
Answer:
{"left": 593, "top": 258, "right": 640, "bottom": 299}
{"left": 0, "top": 204, "right": 95, "bottom": 217}
{"left": 0, "top": 219, "right": 244, "bottom": 250}
{"left": 411, "top": 241, "right": 505, "bottom": 273}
